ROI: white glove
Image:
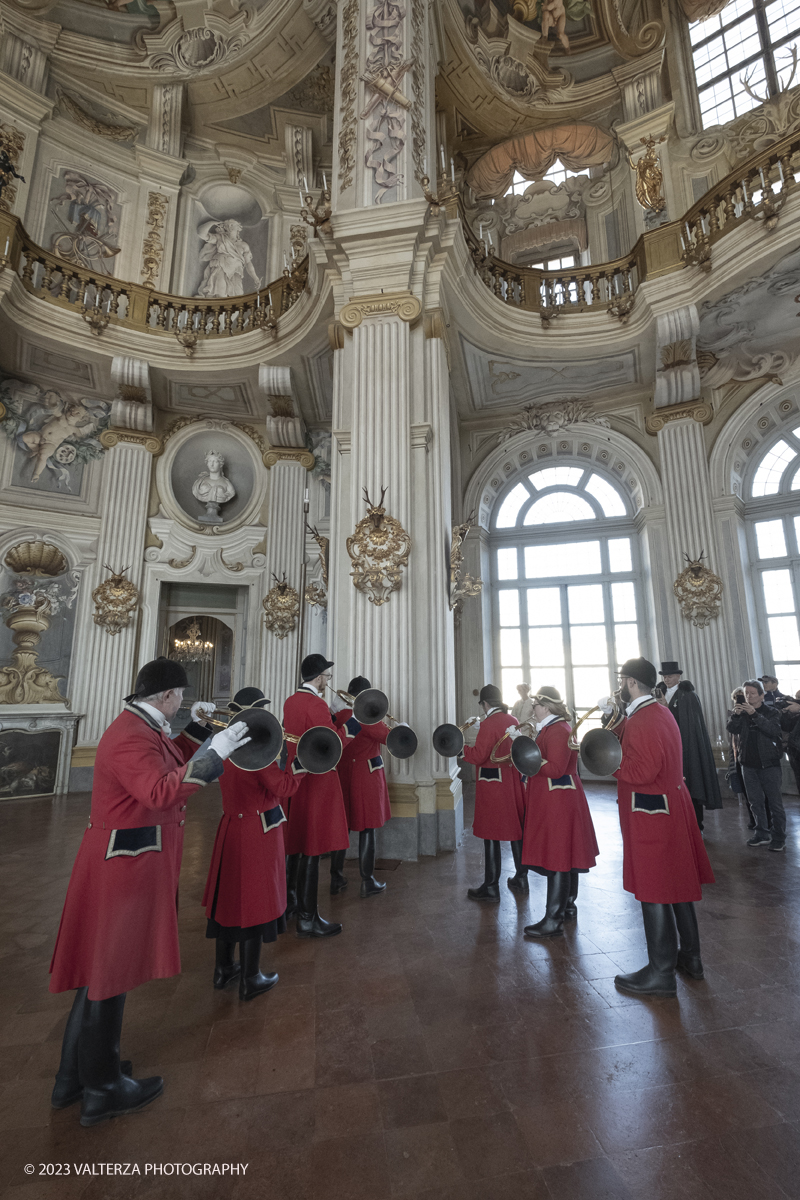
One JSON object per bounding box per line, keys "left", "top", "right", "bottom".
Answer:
{"left": 464, "top": 715, "right": 481, "bottom": 728}
{"left": 209, "top": 721, "right": 251, "bottom": 761}
{"left": 191, "top": 701, "right": 216, "bottom": 723}
{"left": 597, "top": 696, "right": 613, "bottom": 716}
{"left": 329, "top": 693, "right": 349, "bottom": 715}
{"left": 506, "top": 727, "right": 523, "bottom": 740}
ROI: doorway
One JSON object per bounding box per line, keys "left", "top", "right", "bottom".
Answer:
{"left": 157, "top": 582, "right": 248, "bottom": 709}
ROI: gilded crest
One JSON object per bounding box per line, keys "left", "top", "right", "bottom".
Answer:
{"left": 263, "top": 573, "right": 300, "bottom": 639}
{"left": 673, "top": 552, "right": 723, "bottom": 628}
{"left": 92, "top": 565, "right": 139, "bottom": 636}
{"left": 346, "top": 487, "right": 411, "bottom": 607}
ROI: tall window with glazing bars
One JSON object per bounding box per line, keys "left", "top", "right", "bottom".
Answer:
{"left": 690, "top": 0, "right": 800, "bottom": 128}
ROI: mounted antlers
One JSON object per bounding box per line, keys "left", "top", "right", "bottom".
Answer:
{"left": 363, "top": 485, "right": 388, "bottom": 511}
{"left": 742, "top": 43, "right": 797, "bottom": 103}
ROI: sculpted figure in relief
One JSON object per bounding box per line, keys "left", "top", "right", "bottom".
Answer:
{"left": 196, "top": 219, "right": 261, "bottom": 299}
{"left": 192, "top": 450, "right": 236, "bottom": 524}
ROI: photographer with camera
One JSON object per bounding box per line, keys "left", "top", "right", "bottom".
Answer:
{"left": 759, "top": 674, "right": 790, "bottom": 710}
{"left": 727, "top": 681, "right": 786, "bottom": 852}
{"left": 779, "top": 691, "right": 800, "bottom": 797}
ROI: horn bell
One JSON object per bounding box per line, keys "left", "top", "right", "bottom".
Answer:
{"left": 227, "top": 708, "right": 283, "bottom": 771}
{"left": 432, "top": 723, "right": 464, "bottom": 758}
{"left": 386, "top": 725, "right": 418, "bottom": 759}
{"left": 296, "top": 725, "right": 343, "bottom": 774}
{"left": 511, "top": 736, "right": 542, "bottom": 777}
{"left": 352, "top": 688, "right": 389, "bottom": 725}
{"left": 579, "top": 727, "right": 623, "bottom": 777}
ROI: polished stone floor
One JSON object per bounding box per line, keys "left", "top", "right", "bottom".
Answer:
{"left": 2, "top": 782, "right": 800, "bottom": 1200}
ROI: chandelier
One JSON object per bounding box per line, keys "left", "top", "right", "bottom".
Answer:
{"left": 173, "top": 618, "right": 213, "bottom": 664}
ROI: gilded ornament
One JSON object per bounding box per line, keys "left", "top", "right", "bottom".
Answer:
{"left": 92, "top": 565, "right": 139, "bottom": 636}
{"left": 263, "top": 573, "right": 300, "bottom": 639}
{"left": 0, "top": 125, "right": 25, "bottom": 214}
{"left": 673, "top": 552, "right": 723, "bottom": 628}
{"left": 141, "top": 192, "right": 169, "bottom": 290}
{"left": 305, "top": 582, "right": 328, "bottom": 610}
{"left": 338, "top": 0, "right": 359, "bottom": 191}
{"left": 607, "top": 293, "right": 635, "bottom": 325}
{"left": 449, "top": 511, "right": 483, "bottom": 623}
{"left": 659, "top": 339, "right": 695, "bottom": 370}
{"left": 629, "top": 134, "right": 667, "bottom": 214}
{"left": 347, "top": 487, "right": 411, "bottom": 607}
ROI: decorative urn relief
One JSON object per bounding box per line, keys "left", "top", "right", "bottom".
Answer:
{"left": 0, "top": 541, "right": 78, "bottom": 705}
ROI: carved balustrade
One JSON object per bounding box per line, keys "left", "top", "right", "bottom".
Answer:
{"left": 0, "top": 211, "right": 307, "bottom": 343}
{"left": 458, "top": 126, "right": 800, "bottom": 318}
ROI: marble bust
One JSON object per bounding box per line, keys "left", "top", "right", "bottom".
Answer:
{"left": 191, "top": 450, "right": 236, "bottom": 524}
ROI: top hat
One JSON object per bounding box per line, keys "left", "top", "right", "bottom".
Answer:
{"left": 659, "top": 662, "right": 682, "bottom": 676}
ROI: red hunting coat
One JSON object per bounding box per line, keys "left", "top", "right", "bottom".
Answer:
{"left": 615, "top": 698, "right": 715, "bottom": 903}
{"left": 202, "top": 759, "right": 300, "bottom": 927}
{"left": 334, "top": 708, "right": 392, "bottom": 831}
{"left": 522, "top": 718, "right": 599, "bottom": 873}
{"left": 283, "top": 686, "right": 350, "bottom": 856}
{"left": 49, "top": 708, "right": 218, "bottom": 1000}
{"left": 462, "top": 710, "right": 525, "bottom": 841}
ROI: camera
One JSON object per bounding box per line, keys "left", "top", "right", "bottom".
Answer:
{"left": 733, "top": 691, "right": 745, "bottom": 704}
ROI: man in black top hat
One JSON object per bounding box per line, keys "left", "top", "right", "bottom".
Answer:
{"left": 655, "top": 661, "right": 722, "bottom": 832}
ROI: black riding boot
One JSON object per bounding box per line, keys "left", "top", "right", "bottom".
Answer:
{"left": 296, "top": 855, "right": 343, "bottom": 938}
{"left": 359, "top": 829, "right": 386, "bottom": 897}
{"left": 673, "top": 901, "right": 704, "bottom": 979}
{"left": 614, "top": 903, "right": 678, "bottom": 997}
{"left": 507, "top": 840, "right": 529, "bottom": 892}
{"left": 79, "top": 994, "right": 163, "bottom": 1127}
{"left": 467, "top": 840, "right": 501, "bottom": 902}
{"left": 239, "top": 936, "right": 278, "bottom": 1001}
{"left": 330, "top": 848, "right": 348, "bottom": 894}
{"left": 524, "top": 871, "right": 570, "bottom": 937}
{"left": 564, "top": 870, "right": 579, "bottom": 920}
{"left": 52, "top": 989, "right": 133, "bottom": 1108}
{"left": 285, "top": 853, "right": 301, "bottom": 916}
{"left": 213, "top": 937, "right": 241, "bottom": 990}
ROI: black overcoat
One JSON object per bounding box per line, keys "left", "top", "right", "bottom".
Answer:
{"left": 667, "top": 681, "right": 722, "bottom": 809}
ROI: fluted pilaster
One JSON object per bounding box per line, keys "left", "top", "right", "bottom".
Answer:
{"left": 658, "top": 418, "right": 735, "bottom": 738}
{"left": 71, "top": 443, "right": 152, "bottom": 745}
{"left": 263, "top": 460, "right": 307, "bottom": 713}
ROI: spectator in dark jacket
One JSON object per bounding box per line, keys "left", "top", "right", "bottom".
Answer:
{"left": 780, "top": 692, "right": 800, "bottom": 797}
{"left": 727, "top": 681, "right": 786, "bottom": 851}
{"left": 759, "top": 674, "right": 789, "bottom": 708}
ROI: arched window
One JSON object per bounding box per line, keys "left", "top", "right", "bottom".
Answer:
{"left": 491, "top": 465, "right": 645, "bottom": 731}
{"left": 746, "top": 426, "right": 800, "bottom": 695}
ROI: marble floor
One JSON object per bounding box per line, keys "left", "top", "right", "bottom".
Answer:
{"left": 2, "top": 782, "right": 800, "bottom": 1200}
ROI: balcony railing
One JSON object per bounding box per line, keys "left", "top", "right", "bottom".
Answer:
{"left": 459, "top": 125, "right": 800, "bottom": 324}
{"left": 0, "top": 208, "right": 307, "bottom": 351}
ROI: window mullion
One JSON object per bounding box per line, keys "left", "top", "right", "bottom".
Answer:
{"left": 755, "top": 0, "right": 780, "bottom": 95}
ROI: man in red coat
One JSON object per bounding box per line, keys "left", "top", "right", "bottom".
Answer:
{"left": 609, "top": 657, "right": 715, "bottom": 998}
{"left": 283, "top": 654, "right": 350, "bottom": 937}
{"left": 462, "top": 684, "right": 526, "bottom": 902}
{"left": 48, "top": 657, "right": 250, "bottom": 1126}
{"left": 200, "top": 688, "right": 302, "bottom": 1000}
{"left": 332, "top": 675, "right": 392, "bottom": 898}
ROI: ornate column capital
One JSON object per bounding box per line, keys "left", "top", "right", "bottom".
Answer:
{"left": 264, "top": 447, "right": 315, "bottom": 470}
{"left": 339, "top": 292, "right": 422, "bottom": 328}
{"left": 646, "top": 399, "right": 713, "bottom": 434}
{"left": 99, "top": 429, "right": 162, "bottom": 455}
